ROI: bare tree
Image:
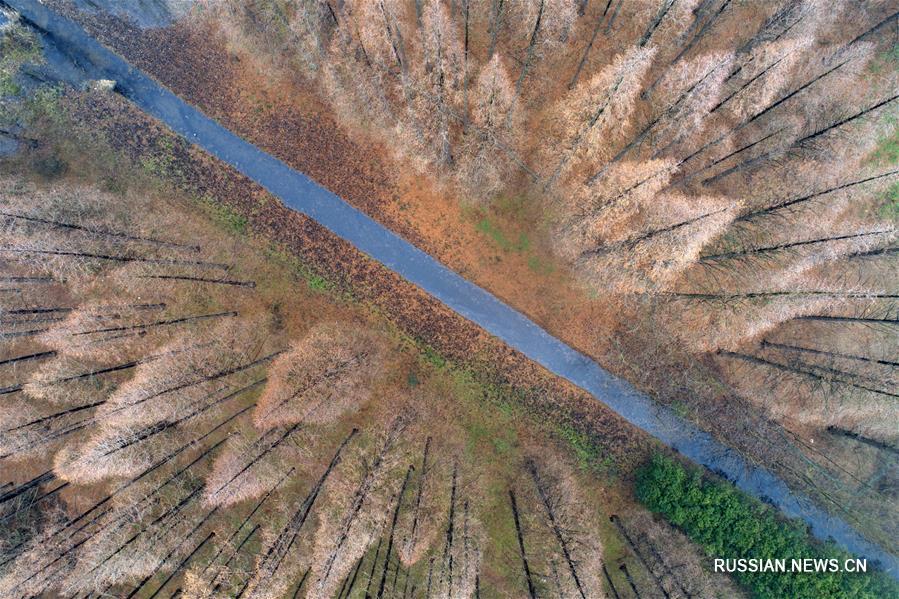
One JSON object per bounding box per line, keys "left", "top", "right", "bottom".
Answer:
{"left": 546, "top": 46, "right": 655, "bottom": 189}
{"left": 253, "top": 323, "right": 380, "bottom": 430}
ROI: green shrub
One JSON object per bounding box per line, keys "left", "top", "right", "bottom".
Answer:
{"left": 635, "top": 453, "right": 897, "bottom": 598}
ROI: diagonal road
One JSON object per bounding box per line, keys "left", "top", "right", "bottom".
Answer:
{"left": 4, "top": 0, "right": 897, "bottom": 578}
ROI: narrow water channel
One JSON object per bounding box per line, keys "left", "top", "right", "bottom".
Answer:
{"left": 4, "top": 0, "right": 896, "bottom": 578}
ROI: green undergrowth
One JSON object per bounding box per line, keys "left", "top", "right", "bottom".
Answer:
{"left": 636, "top": 453, "right": 898, "bottom": 599}
{"left": 475, "top": 216, "right": 530, "bottom": 253}
{"left": 262, "top": 244, "right": 346, "bottom": 298}
{"left": 414, "top": 347, "right": 626, "bottom": 483}
{"left": 558, "top": 423, "right": 617, "bottom": 478}
{"left": 867, "top": 43, "right": 899, "bottom": 76}
{"left": 199, "top": 193, "right": 249, "bottom": 235}
{"left": 869, "top": 116, "right": 899, "bottom": 167}
{"left": 878, "top": 181, "right": 899, "bottom": 222}
{"left": 870, "top": 113, "right": 899, "bottom": 222}
{"left": 467, "top": 194, "right": 556, "bottom": 275}
{"left": 0, "top": 21, "right": 41, "bottom": 97}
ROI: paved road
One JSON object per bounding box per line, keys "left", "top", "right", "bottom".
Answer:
{"left": 4, "top": 0, "right": 896, "bottom": 578}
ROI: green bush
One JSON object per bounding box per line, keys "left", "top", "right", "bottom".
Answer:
{"left": 635, "top": 453, "right": 897, "bottom": 598}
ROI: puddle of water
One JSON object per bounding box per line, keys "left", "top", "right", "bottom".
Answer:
{"left": 6, "top": 0, "right": 897, "bottom": 579}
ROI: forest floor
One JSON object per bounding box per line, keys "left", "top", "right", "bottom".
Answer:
{"left": 36, "top": 0, "right": 896, "bottom": 554}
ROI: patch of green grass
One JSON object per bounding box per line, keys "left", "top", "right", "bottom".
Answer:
{"left": 670, "top": 399, "right": 690, "bottom": 419}
{"left": 421, "top": 345, "right": 447, "bottom": 368}
{"left": 0, "top": 74, "right": 20, "bottom": 97}
{"left": 306, "top": 273, "right": 330, "bottom": 291}
{"left": 140, "top": 155, "right": 167, "bottom": 177}
{"left": 199, "top": 196, "right": 249, "bottom": 235}
{"left": 868, "top": 113, "right": 899, "bottom": 166}
{"left": 878, "top": 181, "right": 899, "bottom": 223}
{"left": 139, "top": 136, "right": 188, "bottom": 182}
{"left": 867, "top": 43, "right": 899, "bottom": 76}
{"left": 492, "top": 194, "right": 530, "bottom": 218}
{"left": 262, "top": 244, "right": 342, "bottom": 296}
{"left": 526, "top": 254, "right": 554, "bottom": 275}
{"left": 0, "top": 22, "right": 41, "bottom": 99}
{"left": 886, "top": 43, "right": 899, "bottom": 65}
{"left": 6, "top": 84, "right": 65, "bottom": 131}
{"left": 438, "top": 366, "right": 520, "bottom": 461}
{"left": 557, "top": 424, "right": 616, "bottom": 477}
{"left": 491, "top": 435, "right": 513, "bottom": 454}
{"left": 476, "top": 217, "right": 530, "bottom": 253}
{"left": 464, "top": 416, "right": 517, "bottom": 456}
{"left": 406, "top": 371, "right": 420, "bottom": 387}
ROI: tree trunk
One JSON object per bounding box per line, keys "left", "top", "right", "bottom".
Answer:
{"left": 743, "top": 59, "right": 848, "bottom": 128}
{"left": 405, "top": 437, "right": 431, "bottom": 558}
{"left": 205, "top": 467, "right": 296, "bottom": 582}
{"left": 365, "top": 536, "right": 384, "bottom": 596}
{"left": 639, "top": 0, "right": 676, "bottom": 48}
{"left": 796, "top": 93, "right": 899, "bottom": 147}
{"left": 441, "top": 463, "right": 459, "bottom": 596}
{"left": 508, "top": 489, "right": 536, "bottom": 599}
{"left": 488, "top": 0, "right": 505, "bottom": 58}
{"left": 699, "top": 229, "right": 892, "bottom": 262}
{"left": 611, "top": 515, "right": 671, "bottom": 599}
{"left": 709, "top": 52, "right": 791, "bottom": 114}
{"left": 319, "top": 422, "right": 401, "bottom": 587}
{"left": 0, "top": 350, "right": 56, "bottom": 367}
{"left": 0, "top": 210, "right": 199, "bottom": 251}
{"left": 677, "top": 127, "right": 784, "bottom": 184}
{"left": 510, "top": 0, "right": 546, "bottom": 124}
{"left": 717, "top": 351, "right": 899, "bottom": 399}
{"left": 848, "top": 9, "right": 899, "bottom": 46}
{"left": 377, "top": 464, "right": 415, "bottom": 598}
{"left": 602, "top": 564, "right": 622, "bottom": 599}
{"left": 137, "top": 274, "right": 255, "bottom": 287}
{"left": 0, "top": 247, "right": 229, "bottom": 269}
{"left": 827, "top": 426, "right": 899, "bottom": 456}
{"left": 762, "top": 340, "right": 899, "bottom": 367}
{"left": 605, "top": 0, "right": 623, "bottom": 34}
{"left": 618, "top": 563, "right": 643, "bottom": 599}
{"left": 735, "top": 169, "right": 899, "bottom": 223}
{"left": 526, "top": 460, "right": 587, "bottom": 598}
{"left": 249, "top": 428, "right": 359, "bottom": 593}
{"left": 462, "top": 0, "right": 471, "bottom": 126}
{"left": 569, "top": 15, "right": 603, "bottom": 89}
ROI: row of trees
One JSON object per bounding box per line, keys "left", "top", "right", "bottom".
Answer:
{"left": 216, "top": 0, "right": 895, "bottom": 292}
{"left": 5, "top": 3, "right": 897, "bottom": 592}
{"left": 209, "top": 0, "right": 899, "bottom": 529}
{"left": 0, "top": 174, "right": 626, "bottom": 597}
{"left": 636, "top": 453, "right": 898, "bottom": 599}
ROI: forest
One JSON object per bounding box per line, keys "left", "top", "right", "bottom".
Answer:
{"left": 1, "top": 0, "right": 897, "bottom": 597}
{"left": 210, "top": 0, "right": 899, "bottom": 442}
{"left": 0, "top": 47, "right": 752, "bottom": 596}
{"left": 196, "top": 0, "right": 898, "bottom": 562}
{"left": 0, "top": 140, "right": 614, "bottom": 597}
